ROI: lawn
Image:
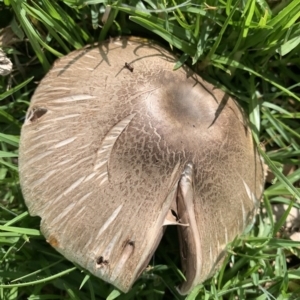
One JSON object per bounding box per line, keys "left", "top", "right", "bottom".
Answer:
{"left": 1, "top": 0, "right": 300, "bottom": 299}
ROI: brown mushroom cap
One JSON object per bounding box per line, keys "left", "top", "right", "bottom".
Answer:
{"left": 19, "top": 37, "right": 265, "bottom": 294}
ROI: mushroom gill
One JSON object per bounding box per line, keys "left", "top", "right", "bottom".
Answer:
{"left": 18, "top": 36, "right": 265, "bottom": 294}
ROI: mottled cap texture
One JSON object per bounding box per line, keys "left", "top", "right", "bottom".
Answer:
{"left": 19, "top": 37, "right": 265, "bottom": 294}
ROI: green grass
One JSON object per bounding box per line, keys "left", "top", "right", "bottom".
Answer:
{"left": 1, "top": 0, "right": 300, "bottom": 299}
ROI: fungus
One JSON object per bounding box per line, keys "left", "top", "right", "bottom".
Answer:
{"left": 19, "top": 37, "right": 265, "bottom": 294}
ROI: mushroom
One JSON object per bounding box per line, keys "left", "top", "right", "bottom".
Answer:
{"left": 19, "top": 36, "right": 265, "bottom": 294}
